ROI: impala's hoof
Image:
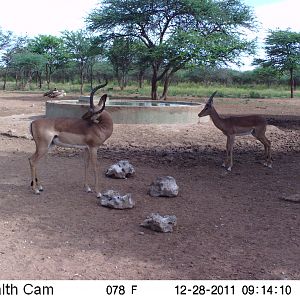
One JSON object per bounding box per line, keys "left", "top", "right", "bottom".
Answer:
{"left": 85, "top": 186, "right": 92, "bottom": 193}
{"left": 96, "top": 192, "right": 102, "bottom": 198}
{"left": 34, "top": 189, "right": 40, "bottom": 195}
{"left": 264, "top": 162, "right": 272, "bottom": 168}
{"left": 38, "top": 185, "right": 43, "bottom": 191}
{"left": 227, "top": 167, "right": 232, "bottom": 172}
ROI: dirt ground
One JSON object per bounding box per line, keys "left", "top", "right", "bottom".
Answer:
{"left": 0, "top": 91, "right": 299, "bottom": 280}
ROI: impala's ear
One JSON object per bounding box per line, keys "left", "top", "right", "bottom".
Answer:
{"left": 81, "top": 110, "right": 93, "bottom": 120}
{"left": 82, "top": 93, "right": 108, "bottom": 121}
{"left": 207, "top": 91, "right": 217, "bottom": 105}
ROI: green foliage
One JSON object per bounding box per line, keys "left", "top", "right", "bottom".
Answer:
{"left": 11, "top": 51, "right": 46, "bottom": 68}
{"left": 254, "top": 29, "right": 300, "bottom": 98}
{"left": 107, "top": 37, "right": 137, "bottom": 89}
{"left": 249, "top": 91, "right": 263, "bottom": 99}
{"left": 62, "top": 30, "right": 93, "bottom": 61}
{"left": 102, "top": 81, "right": 300, "bottom": 99}
{"left": 0, "top": 27, "right": 13, "bottom": 50}
{"left": 61, "top": 30, "right": 103, "bottom": 93}
{"left": 10, "top": 51, "right": 47, "bottom": 89}
{"left": 87, "top": 0, "right": 257, "bottom": 99}
{"left": 2, "top": 3, "right": 300, "bottom": 98}
{"left": 28, "top": 35, "right": 67, "bottom": 87}
{"left": 2, "top": 77, "right": 299, "bottom": 99}
{"left": 28, "top": 35, "right": 63, "bottom": 58}
{"left": 264, "top": 29, "right": 300, "bottom": 71}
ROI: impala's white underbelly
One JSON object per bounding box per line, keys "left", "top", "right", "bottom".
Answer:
{"left": 52, "top": 136, "right": 87, "bottom": 149}
{"left": 235, "top": 130, "right": 254, "bottom": 136}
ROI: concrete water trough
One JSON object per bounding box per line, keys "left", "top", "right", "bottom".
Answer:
{"left": 45, "top": 96, "right": 208, "bottom": 124}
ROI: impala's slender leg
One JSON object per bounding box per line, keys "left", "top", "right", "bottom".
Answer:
{"left": 222, "top": 135, "right": 230, "bottom": 169}
{"left": 89, "top": 147, "right": 101, "bottom": 198}
{"left": 253, "top": 131, "right": 272, "bottom": 168}
{"left": 83, "top": 148, "right": 92, "bottom": 193}
{"left": 224, "top": 135, "right": 235, "bottom": 171}
{"left": 222, "top": 136, "right": 230, "bottom": 168}
{"left": 29, "top": 142, "right": 48, "bottom": 194}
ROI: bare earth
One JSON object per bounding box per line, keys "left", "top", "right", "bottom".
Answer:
{"left": 0, "top": 91, "right": 299, "bottom": 280}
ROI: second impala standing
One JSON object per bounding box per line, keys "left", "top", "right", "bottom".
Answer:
{"left": 198, "top": 91, "right": 272, "bottom": 171}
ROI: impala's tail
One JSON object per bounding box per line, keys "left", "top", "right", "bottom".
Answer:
{"left": 29, "top": 121, "right": 33, "bottom": 137}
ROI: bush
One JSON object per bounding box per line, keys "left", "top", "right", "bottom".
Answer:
{"left": 249, "top": 91, "right": 264, "bottom": 99}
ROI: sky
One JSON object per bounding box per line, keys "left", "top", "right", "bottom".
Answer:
{"left": 245, "top": 0, "right": 300, "bottom": 36}
{"left": 0, "top": 0, "right": 299, "bottom": 70}
{"left": 0, "top": 0, "right": 99, "bottom": 37}
{"left": 240, "top": 0, "right": 300, "bottom": 69}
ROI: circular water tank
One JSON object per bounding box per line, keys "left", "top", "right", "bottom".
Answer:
{"left": 46, "top": 98, "right": 209, "bottom": 124}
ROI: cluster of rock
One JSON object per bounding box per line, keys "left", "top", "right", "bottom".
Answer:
{"left": 105, "top": 160, "right": 135, "bottom": 179}
{"left": 149, "top": 176, "right": 179, "bottom": 197}
{"left": 99, "top": 190, "right": 134, "bottom": 209}
{"left": 141, "top": 213, "right": 177, "bottom": 233}
{"left": 100, "top": 160, "right": 178, "bottom": 233}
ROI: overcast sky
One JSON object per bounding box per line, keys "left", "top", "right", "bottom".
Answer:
{"left": 0, "top": 0, "right": 299, "bottom": 69}
{"left": 0, "top": 0, "right": 99, "bottom": 37}
{"left": 248, "top": 0, "right": 300, "bottom": 33}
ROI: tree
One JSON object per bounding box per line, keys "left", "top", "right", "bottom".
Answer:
{"left": 28, "top": 35, "right": 66, "bottom": 89}
{"left": 0, "top": 27, "right": 12, "bottom": 50}
{"left": 254, "top": 29, "right": 300, "bottom": 98}
{"left": 0, "top": 31, "right": 14, "bottom": 89}
{"left": 11, "top": 51, "right": 46, "bottom": 89}
{"left": 62, "top": 30, "right": 101, "bottom": 94}
{"left": 252, "top": 66, "right": 279, "bottom": 87}
{"left": 0, "top": 28, "right": 15, "bottom": 89}
{"left": 133, "top": 42, "right": 151, "bottom": 88}
{"left": 107, "top": 37, "right": 137, "bottom": 90}
{"left": 0, "top": 35, "right": 29, "bottom": 90}
{"left": 87, "top": 0, "right": 256, "bottom": 99}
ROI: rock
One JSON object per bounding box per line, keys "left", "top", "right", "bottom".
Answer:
{"left": 280, "top": 194, "right": 300, "bottom": 203}
{"left": 43, "top": 89, "right": 66, "bottom": 98}
{"left": 141, "top": 213, "right": 177, "bottom": 233}
{"left": 98, "top": 190, "right": 135, "bottom": 209}
{"left": 106, "top": 160, "right": 135, "bottom": 179}
{"left": 149, "top": 176, "right": 178, "bottom": 197}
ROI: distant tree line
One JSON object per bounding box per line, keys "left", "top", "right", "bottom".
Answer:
{"left": 1, "top": 0, "right": 300, "bottom": 98}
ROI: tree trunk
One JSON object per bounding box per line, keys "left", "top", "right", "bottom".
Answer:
{"left": 21, "top": 69, "right": 26, "bottom": 90}
{"left": 80, "top": 60, "right": 84, "bottom": 95}
{"left": 15, "top": 72, "right": 18, "bottom": 89}
{"left": 138, "top": 70, "right": 144, "bottom": 89}
{"left": 151, "top": 64, "right": 158, "bottom": 100}
{"left": 46, "top": 64, "right": 50, "bottom": 89}
{"left": 115, "top": 68, "right": 122, "bottom": 90}
{"left": 160, "top": 73, "right": 172, "bottom": 100}
{"left": 38, "top": 72, "right": 42, "bottom": 89}
{"left": 121, "top": 71, "right": 127, "bottom": 90}
{"left": 26, "top": 70, "right": 33, "bottom": 88}
{"left": 2, "top": 68, "right": 8, "bottom": 90}
{"left": 90, "top": 64, "right": 93, "bottom": 89}
{"left": 290, "top": 68, "right": 294, "bottom": 98}
{"left": 62, "top": 67, "right": 66, "bottom": 84}
{"left": 35, "top": 71, "right": 38, "bottom": 87}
